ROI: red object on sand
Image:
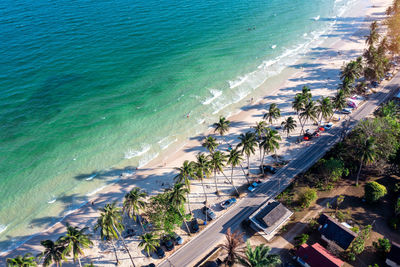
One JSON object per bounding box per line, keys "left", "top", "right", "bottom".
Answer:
{"left": 304, "top": 136, "right": 309, "bottom": 140}
{"left": 319, "top": 127, "right": 325, "bottom": 131}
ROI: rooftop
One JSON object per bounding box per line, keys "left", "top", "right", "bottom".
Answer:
{"left": 296, "top": 243, "right": 344, "bottom": 267}
{"left": 318, "top": 213, "right": 357, "bottom": 250}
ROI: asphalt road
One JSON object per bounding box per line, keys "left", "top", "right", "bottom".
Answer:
{"left": 159, "top": 74, "right": 400, "bottom": 267}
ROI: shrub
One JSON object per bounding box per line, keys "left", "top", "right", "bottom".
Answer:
{"left": 308, "top": 219, "right": 319, "bottom": 230}
{"left": 348, "top": 225, "right": 372, "bottom": 258}
{"left": 364, "top": 181, "right": 387, "bottom": 203}
{"left": 373, "top": 238, "right": 391, "bottom": 257}
{"left": 351, "top": 226, "right": 360, "bottom": 233}
{"left": 335, "top": 210, "right": 350, "bottom": 222}
{"left": 299, "top": 188, "right": 317, "bottom": 208}
{"left": 294, "top": 233, "right": 309, "bottom": 247}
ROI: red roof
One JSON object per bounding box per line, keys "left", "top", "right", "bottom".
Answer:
{"left": 296, "top": 243, "right": 344, "bottom": 267}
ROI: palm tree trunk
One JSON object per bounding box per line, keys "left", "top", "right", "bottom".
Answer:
{"left": 259, "top": 146, "right": 264, "bottom": 176}
{"left": 223, "top": 170, "right": 239, "bottom": 196}
{"left": 201, "top": 178, "right": 208, "bottom": 204}
{"left": 137, "top": 215, "right": 145, "bottom": 233}
{"left": 78, "top": 256, "right": 82, "bottom": 267}
{"left": 239, "top": 164, "right": 250, "bottom": 184}
{"left": 111, "top": 239, "right": 119, "bottom": 265}
{"left": 247, "top": 155, "right": 250, "bottom": 175}
{"left": 113, "top": 224, "right": 135, "bottom": 267}
{"left": 178, "top": 209, "right": 191, "bottom": 236}
{"left": 186, "top": 192, "right": 192, "bottom": 214}
{"left": 356, "top": 161, "right": 363, "bottom": 186}
{"left": 214, "top": 170, "right": 219, "bottom": 194}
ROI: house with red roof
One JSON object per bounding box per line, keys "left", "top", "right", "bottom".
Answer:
{"left": 296, "top": 243, "right": 344, "bottom": 267}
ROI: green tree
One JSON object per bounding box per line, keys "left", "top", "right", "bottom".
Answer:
{"left": 209, "top": 151, "right": 227, "bottom": 195}
{"left": 299, "top": 100, "right": 318, "bottom": 131}
{"left": 373, "top": 238, "right": 391, "bottom": 257}
{"left": 336, "top": 195, "right": 345, "bottom": 213}
{"left": 364, "top": 181, "right": 387, "bottom": 203}
{"left": 332, "top": 89, "right": 347, "bottom": 116}
{"left": 58, "top": 224, "right": 93, "bottom": 267}
{"left": 253, "top": 121, "right": 268, "bottom": 163}
{"left": 94, "top": 202, "right": 135, "bottom": 266}
{"left": 193, "top": 153, "right": 212, "bottom": 204}
{"left": 202, "top": 136, "right": 218, "bottom": 153}
{"left": 167, "top": 182, "right": 191, "bottom": 235}
{"left": 138, "top": 233, "right": 159, "bottom": 257}
{"left": 356, "top": 137, "right": 376, "bottom": 186}
{"left": 281, "top": 116, "right": 297, "bottom": 137}
{"left": 238, "top": 242, "right": 281, "bottom": 267}
{"left": 227, "top": 148, "right": 248, "bottom": 191}
{"left": 174, "top": 160, "right": 195, "bottom": 213}
{"left": 260, "top": 129, "right": 281, "bottom": 172}
{"left": 292, "top": 94, "right": 307, "bottom": 134}
{"left": 348, "top": 225, "right": 372, "bottom": 260}
{"left": 214, "top": 116, "right": 231, "bottom": 136}
{"left": 366, "top": 21, "right": 380, "bottom": 47}
{"left": 123, "top": 187, "right": 147, "bottom": 232}
{"left": 299, "top": 188, "right": 317, "bottom": 208}
{"left": 264, "top": 103, "right": 281, "bottom": 125}
{"left": 340, "top": 57, "right": 363, "bottom": 84}
{"left": 317, "top": 97, "right": 333, "bottom": 125}
{"left": 380, "top": 100, "right": 400, "bottom": 118}
{"left": 37, "top": 240, "right": 66, "bottom": 267}
{"left": 237, "top": 131, "right": 257, "bottom": 177}
{"left": 217, "top": 228, "right": 244, "bottom": 266}
{"left": 294, "top": 233, "right": 309, "bottom": 247}
{"left": 6, "top": 253, "right": 37, "bottom": 267}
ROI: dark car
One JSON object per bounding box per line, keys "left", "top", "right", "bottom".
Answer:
{"left": 155, "top": 246, "right": 165, "bottom": 258}
{"left": 161, "top": 235, "right": 175, "bottom": 251}
{"left": 201, "top": 206, "right": 216, "bottom": 220}
{"left": 172, "top": 232, "right": 183, "bottom": 245}
{"left": 371, "top": 81, "right": 379, "bottom": 87}
{"left": 190, "top": 218, "right": 199, "bottom": 233}
{"left": 260, "top": 165, "right": 278, "bottom": 174}
{"left": 220, "top": 198, "right": 237, "bottom": 209}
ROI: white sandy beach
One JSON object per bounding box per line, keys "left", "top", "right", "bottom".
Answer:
{"left": 0, "top": 0, "right": 393, "bottom": 266}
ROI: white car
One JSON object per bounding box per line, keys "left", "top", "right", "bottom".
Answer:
{"left": 342, "top": 108, "right": 353, "bottom": 114}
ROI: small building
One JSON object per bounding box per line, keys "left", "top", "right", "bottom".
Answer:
{"left": 318, "top": 214, "right": 357, "bottom": 250}
{"left": 386, "top": 242, "right": 400, "bottom": 267}
{"left": 248, "top": 200, "right": 293, "bottom": 241}
{"left": 296, "top": 243, "right": 344, "bottom": 267}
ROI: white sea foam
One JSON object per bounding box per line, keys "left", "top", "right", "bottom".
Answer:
{"left": 228, "top": 75, "right": 249, "bottom": 89}
{"left": 313, "top": 15, "right": 320, "bottom": 21}
{"left": 271, "top": 45, "right": 277, "bottom": 49}
{"left": 124, "top": 144, "right": 151, "bottom": 159}
{"left": 202, "top": 89, "right": 222, "bottom": 105}
{"left": 138, "top": 152, "right": 159, "bottom": 168}
{"left": 158, "top": 136, "right": 177, "bottom": 150}
{"left": 0, "top": 224, "right": 8, "bottom": 235}
{"left": 47, "top": 196, "right": 56, "bottom": 204}
{"left": 303, "top": 33, "right": 308, "bottom": 37}
{"left": 86, "top": 185, "right": 107, "bottom": 196}
{"left": 85, "top": 173, "right": 97, "bottom": 181}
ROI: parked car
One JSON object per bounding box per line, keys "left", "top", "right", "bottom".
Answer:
{"left": 161, "top": 235, "right": 175, "bottom": 251}
{"left": 220, "top": 198, "right": 237, "bottom": 209}
{"left": 155, "top": 246, "right": 165, "bottom": 258}
{"left": 202, "top": 206, "right": 217, "bottom": 220}
{"left": 248, "top": 180, "right": 262, "bottom": 192}
{"left": 371, "top": 81, "right": 379, "bottom": 88}
{"left": 172, "top": 232, "right": 183, "bottom": 245}
{"left": 323, "top": 122, "right": 333, "bottom": 130}
{"left": 260, "top": 165, "right": 278, "bottom": 174}
{"left": 342, "top": 108, "right": 353, "bottom": 114}
{"left": 190, "top": 218, "right": 199, "bottom": 233}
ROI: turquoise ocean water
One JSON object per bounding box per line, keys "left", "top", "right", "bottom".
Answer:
{"left": 0, "top": 0, "right": 358, "bottom": 253}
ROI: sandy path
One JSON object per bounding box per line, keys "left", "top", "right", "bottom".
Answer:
{"left": 0, "top": 0, "right": 393, "bottom": 266}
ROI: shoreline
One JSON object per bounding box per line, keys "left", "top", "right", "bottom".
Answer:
{"left": 0, "top": 0, "right": 393, "bottom": 265}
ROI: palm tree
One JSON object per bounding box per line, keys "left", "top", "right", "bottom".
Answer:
{"left": 356, "top": 137, "right": 376, "bottom": 186}
{"left": 202, "top": 136, "right": 219, "bottom": 153}
{"left": 260, "top": 129, "right": 281, "bottom": 169}
{"left": 281, "top": 117, "right": 297, "bottom": 137}
{"left": 58, "top": 224, "right": 93, "bottom": 267}
{"left": 138, "top": 233, "right": 159, "bottom": 257}
{"left": 6, "top": 253, "right": 37, "bottom": 267}
{"left": 263, "top": 103, "right": 281, "bottom": 125}
{"left": 253, "top": 121, "right": 268, "bottom": 164}
{"left": 37, "top": 240, "right": 65, "bottom": 267}
{"left": 174, "top": 160, "right": 195, "bottom": 213}
{"left": 292, "top": 94, "right": 307, "bottom": 134}
{"left": 123, "top": 187, "right": 147, "bottom": 232}
{"left": 94, "top": 202, "right": 135, "bottom": 266}
{"left": 208, "top": 151, "right": 227, "bottom": 195}
{"left": 218, "top": 228, "right": 244, "bottom": 266}
{"left": 317, "top": 97, "right": 333, "bottom": 125}
{"left": 228, "top": 148, "right": 248, "bottom": 190}
{"left": 332, "top": 90, "right": 347, "bottom": 121}
{"left": 299, "top": 100, "right": 318, "bottom": 132}
{"left": 213, "top": 116, "right": 231, "bottom": 136}
{"left": 237, "top": 131, "right": 257, "bottom": 178}
{"left": 238, "top": 242, "right": 281, "bottom": 267}
{"left": 301, "top": 86, "right": 312, "bottom": 102}
{"left": 193, "top": 153, "right": 212, "bottom": 204}
{"left": 340, "top": 57, "right": 363, "bottom": 84}
{"left": 167, "top": 182, "right": 191, "bottom": 234}
{"left": 366, "top": 21, "right": 379, "bottom": 47}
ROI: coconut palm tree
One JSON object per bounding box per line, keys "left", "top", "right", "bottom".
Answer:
{"left": 37, "top": 240, "right": 66, "bottom": 267}
{"left": 356, "top": 137, "right": 377, "bottom": 186}
{"left": 260, "top": 129, "right": 281, "bottom": 168}
{"left": 94, "top": 202, "right": 135, "bottom": 266}
{"left": 332, "top": 90, "right": 347, "bottom": 119}
{"left": 138, "top": 233, "right": 159, "bottom": 257}
{"left": 58, "top": 224, "right": 93, "bottom": 267}
{"left": 238, "top": 242, "right": 281, "bottom": 267}
{"left": 366, "top": 21, "right": 380, "bottom": 47}
{"left": 193, "top": 153, "right": 212, "bottom": 204}
{"left": 253, "top": 121, "right": 268, "bottom": 164}
{"left": 218, "top": 228, "right": 244, "bottom": 266}
{"left": 301, "top": 86, "right": 312, "bottom": 102}
{"left": 263, "top": 103, "right": 281, "bottom": 125}
{"left": 213, "top": 116, "right": 231, "bottom": 136}
{"left": 237, "top": 131, "right": 257, "bottom": 178}
{"left": 317, "top": 97, "right": 333, "bottom": 125}
{"left": 6, "top": 253, "right": 37, "bottom": 267}
{"left": 292, "top": 94, "right": 307, "bottom": 134}
{"left": 167, "top": 182, "right": 191, "bottom": 234}
{"left": 281, "top": 117, "right": 297, "bottom": 137}
{"left": 299, "top": 100, "right": 318, "bottom": 131}
{"left": 208, "top": 151, "right": 227, "bottom": 195}
{"left": 340, "top": 57, "right": 363, "bottom": 84}
{"left": 228, "top": 148, "right": 249, "bottom": 188}
{"left": 123, "top": 187, "right": 147, "bottom": 232}
{"left": 202, "top": 136, "right": 219, "bottom": 153}
{"left": 174, "top": 160, "right": 195, "bottom": 213}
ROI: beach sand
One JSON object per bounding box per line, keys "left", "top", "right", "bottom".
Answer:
{"left": 0, "top": 0, "right": 393, "bottom": 266}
